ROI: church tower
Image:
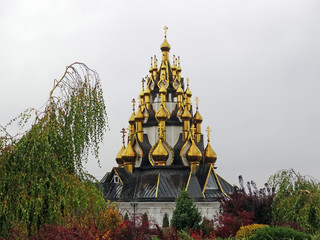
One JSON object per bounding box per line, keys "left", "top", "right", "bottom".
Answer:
{"left": 101, "top": 27, "right": 233, "bottom": 224}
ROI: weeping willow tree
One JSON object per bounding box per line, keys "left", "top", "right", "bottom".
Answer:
{"left": 0, "top": 63, "right": 108, "bottom": 237}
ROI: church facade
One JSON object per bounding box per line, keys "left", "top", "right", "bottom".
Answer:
{"left": 101, "top": 27, "right": 233, "bottom": 225}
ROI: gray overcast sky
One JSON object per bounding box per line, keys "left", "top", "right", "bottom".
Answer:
{"left": 1, "top": 0, "right": 319, "bottom": 187}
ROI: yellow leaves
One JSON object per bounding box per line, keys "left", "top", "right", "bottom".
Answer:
{"left": 236, "top": 224, "right": 267, "bottom": 239}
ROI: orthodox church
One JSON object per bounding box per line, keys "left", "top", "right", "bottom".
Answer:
{"left": 101, "top": 27, "right": 233, "bottom": 224}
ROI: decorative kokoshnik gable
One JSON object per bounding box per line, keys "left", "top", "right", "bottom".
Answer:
{"left": 101, "top": 27, "right": 233, "bottom": 209}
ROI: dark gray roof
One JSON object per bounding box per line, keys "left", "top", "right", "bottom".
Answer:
{"left": 101, "top": 165, "right": 233, "bottom": 202}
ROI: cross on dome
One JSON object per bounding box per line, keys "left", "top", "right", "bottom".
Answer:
{"left": 206, "top": 126, "right": 212, "bottom": 142}
{"left": 132, "top": 98, "right": 136, "bottom": 112}
{"left": 163, "top": 25, "right": 168, "bottom": 38}
{"left": 195, "top": 97, "right": 199, "bottom": 110}
{"left": 121, "top": 128, "right": 127, "bottom": 144}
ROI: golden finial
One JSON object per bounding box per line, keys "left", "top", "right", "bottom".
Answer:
{"left": 173, "top": 55, "right": 176, "bottom": 65}
{"left": 121, "top": 128, "right": 127, "bottom": 144}
{"left": 178, "top": 56, "right": 180, "bottom": 67}
{"left": 142, "top": 78, "right": 146, "bottom": 90}
{"left": 163, "top": 25, "right": 168, "bottom": 38}
{"left": 206, "top": 126, "right": 212, "bottom": 142}
{"left": 187, "top": 78, "right": 190, "bottom": 87}
{"left": 195, "top": 97, "right": 199, "bottom": 110}
{"left": 132, "top": 98, "right": 136, "bottom": 112}
{"left": 191, "top": 124, "right": 196, "bottom": 139}
{"left": 158, "top": 124, "right": 164, "bottom": 139}
{"left": 151, "top": 57, "right": 153, "bottom": 67}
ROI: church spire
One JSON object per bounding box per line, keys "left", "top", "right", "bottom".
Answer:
{"left": 186, "top": 125, "right": 202, "bottom": 173}
{"left": 160, "top": 25, "right": 171, "bottom": 61}
{"left": 116, "top": 128, "right": 127, "bottom": 168}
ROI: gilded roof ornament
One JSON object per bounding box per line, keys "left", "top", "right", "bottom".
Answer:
{"left": 116, "top": 128, "right": 127, "bottom": 166}
{"left": 129, "top": 98, "right": 136, "bottom": 124}
{"left": 160, "top": 25, "right": 171, "bottom": 52}
{"left": 206, "top": 126, "right": 212, "bottom": 142}
{"left": 194, "top": 97, "right": 203, "bottom": 122}
{"left": 152, "top": 125, "right": 169, "bottom": 165}
{"left": 204, "top": 126, "right": 217, "bottom": 164}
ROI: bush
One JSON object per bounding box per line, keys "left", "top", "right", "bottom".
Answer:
{"left": 214, "top": 176, "right": 274, "bottom": 238}
{"left": 171, "top": 190, "right": 201, "bottom": 231}
{"left": 235, "top": 224, "right": 266, "bottom": 239}
{"left": 248, "top": 226, "right": 311, "bottom": 240}
{"left": 163, "top": 213, "right": 169, "bottom": 228}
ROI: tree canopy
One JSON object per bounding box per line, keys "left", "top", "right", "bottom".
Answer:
{"left": 269, "top": 169, "right": 320, "bottom": 234}
{"left": 0, "top": 63, "right": 108, "bottom": 237}
{"left": 171, "top": 190, "right": 202, "bottom": 231}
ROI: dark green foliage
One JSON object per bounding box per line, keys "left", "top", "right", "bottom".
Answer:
{"left": 0, "top": 63, "right": 108, "bottom": 237}
{"left": 269, "top": 169, "right": 320, "bottom": 234}
{"left": 171, "top": 190, "right": 201, "bottom": 231}
{"left": 248, "top": 226, "right": 311, "bottom": 240}
{"left": 124, "top": 212, "right": 129, "bottom": 221}
{"left": 163, "top": 213, "right": 169, "bottom": 228}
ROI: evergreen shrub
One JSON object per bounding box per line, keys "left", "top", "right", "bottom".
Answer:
{"left": 248, "top": 226, "right": 311, "bottom": 240}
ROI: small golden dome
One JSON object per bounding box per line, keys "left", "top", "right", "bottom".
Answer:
{"left": 181, "top": 107, "right": 191, "bottom": 119}
{"left": 135, "top": 107, "right": 144, "bottom": 120}
{"left": 152, "top": 139, "right": 169, "bottom": 163}
{"left": 160, "top": 38, "right": 171, "bottom": 52}
{"left": 193, "top": 110, "right": 203, "bottom": 123}
{"left": 122, "top": 140, "right": 136, "bottom": 162}
{"left": 185, "top": 87, "right": 192, "bottom": 97}
{"left": 129, "top": 112, "right": 135, "bottom": 124}
{"left": 156, "top": 104, "right": 168, "bottom": 120}
{"left": 144, "top": 85, "right": 151, "bottom": 95}
{"left": 186, "top": 140, "right": 202, "bottom": 163}
{"left": 203, "top": 142, "right": 217, "bottom": 164}
{"left": 176, "top": 84, "right": 183, "bottom": 95}
{"left": 159, "top": 84, "right": 167, "bottom": 94}
{"left": 116, "top": 144, "right": 125, "bottom": 166}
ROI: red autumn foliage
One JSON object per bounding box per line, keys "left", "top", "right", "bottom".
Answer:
{"left": 213, "top": 176, "right": 275, "bottom": 238}
{"left": 31, "top": 222, "right": 108, "bottom": 240}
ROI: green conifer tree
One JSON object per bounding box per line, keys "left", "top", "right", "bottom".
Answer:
{"left": 171, "top": 190, "right": 202, "bottom": 231}
{"left": 162, "top": 213, "right": 169, "bottom": 228}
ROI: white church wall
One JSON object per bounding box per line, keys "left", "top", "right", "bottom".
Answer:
{"left": 117, "top": 201, "right": 220, "bottom": 227}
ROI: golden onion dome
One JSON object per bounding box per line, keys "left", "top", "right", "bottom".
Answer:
{"left": 135, "top": 107, "right": 144, "bottom": 121}
{"left": 152, "top": 139, "right": 169, "bottom": 163}
{"left": 185, "top": 87, "right": 192, "bottom": 97}
{"left": 139, "top": 89, "right": 144, "bottom": 98}
{"left": 203, "top": 142, "right": 217, "bottom": 164}
{"left": 181, "top": 107, "right": 191, "bottom": 119}
{"left": 122, "top": 140, "right": 136, "bottom": 162}
{"left": 186, "top": 140, "right": 202, "bottom": 163}
{"left": 156, "top": 104, "right": 168, "bottom": 120}
{"left": 159, "top": 84, "right": 167, "bottom": 94}
{"left": 160, "top": 38, "right": 171, "bottom": 52}
{"left": 177, "top": 65, "right": 181, "bottom": 72}
{"left": 144, "top": 85, "right": 151, "bottom": 95}
{"left": 129, "top": 112, "right": 135, "bottom": 124}
{"left": 193, "top": 110, "right": 203, "bottom": 123}
{"left": 116, "top": 144, "right": 125, "bottom": 166}
{"left": 176, "top": 84, "right": 183, "bottom": 95}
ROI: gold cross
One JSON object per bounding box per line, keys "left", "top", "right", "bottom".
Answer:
{"left": 154, "top": 55, "right": 157, "bottom": 66}
{"left": 195, "top": 97, "right": 199, "bottom": 110}
{"left": 186, "top": 78, "right": 190, "bottom": 87}
{"left": 132, "top": 98, "right": 136, "bottom": 112}
{"left": 190, "top": 124, "right": 196, "bottom": 139}
{"left": 142, "top": 78, "right": 146, "bottom": 89}
{"left": 120, "top": 128, "right": 127, "bottom": 144}
{"left": 178, "top": 56, "right": 180, "bottom": 66}
{"left": 163, "top": 25, "right": 168, "bottom": 38}
{"left": 206, "top": 126, "right": 212, "bottom": 142}
{"left": 150, "top": 56, "right": 153, "bottom": 67}
{"left": 173, "top": 55, "right": 176, "bottom": 65}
